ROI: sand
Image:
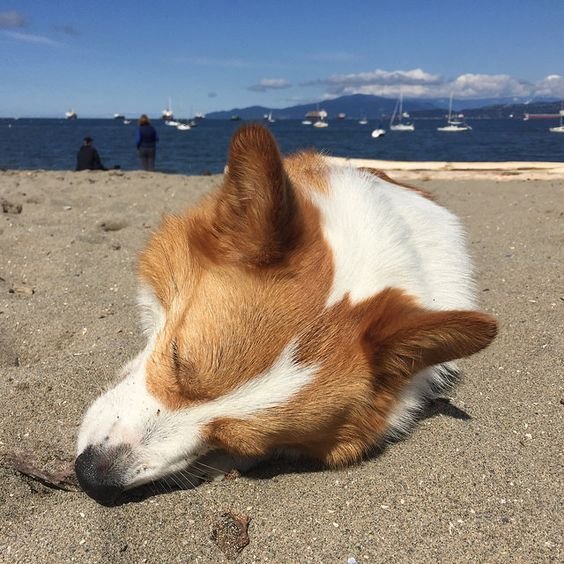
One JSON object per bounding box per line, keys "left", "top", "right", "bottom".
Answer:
{"left": 0, "top": 166, "right": 562, "bottom": 563}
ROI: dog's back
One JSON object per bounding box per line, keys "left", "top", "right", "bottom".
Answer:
{"left": 288, "top": 159, "right": 475, "bottom": 311}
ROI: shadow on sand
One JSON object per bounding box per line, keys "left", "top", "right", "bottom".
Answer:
{"left": 114, "top": 397, "right": 471, "bottom": 506}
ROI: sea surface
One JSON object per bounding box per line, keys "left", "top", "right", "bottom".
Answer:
{"left": 1, "top": 117, "right": 563, "bottom": 175}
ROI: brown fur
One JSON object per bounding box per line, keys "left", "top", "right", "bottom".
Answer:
{"left": 204, "top": 288, "right": 497, "bottom": 467}
{"left": 359, "top": 167, "right": 435, "bottom": 200}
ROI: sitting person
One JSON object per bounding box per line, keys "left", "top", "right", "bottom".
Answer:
{"left": 76, "top": 137, "right": 105, "bottom": 171}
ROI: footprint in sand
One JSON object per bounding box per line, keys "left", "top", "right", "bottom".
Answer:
{"left": 99, "top": 220, "right": 127, "bottom": 232}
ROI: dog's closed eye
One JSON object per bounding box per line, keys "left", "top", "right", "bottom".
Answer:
{"left": 170, "top": 338, "right": 197, "bottom": 387}
{"left": 171, "top": 338, "right": 180, "bottom": 372}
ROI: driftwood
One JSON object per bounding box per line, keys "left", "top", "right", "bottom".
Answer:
{"left": 6, "top": 452, "right": 81, "bottom": 492}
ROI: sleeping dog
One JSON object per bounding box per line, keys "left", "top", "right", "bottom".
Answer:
{"left": 75, "top": 124, "right": 497, "bottom": 504}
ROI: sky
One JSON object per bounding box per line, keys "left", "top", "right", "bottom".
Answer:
{"left": 1, "top": 0, "right": 563, "bottom": 118}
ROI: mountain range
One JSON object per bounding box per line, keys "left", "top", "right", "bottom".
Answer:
{"left": 206, "top": 93, "right": 561, "bottom": 120}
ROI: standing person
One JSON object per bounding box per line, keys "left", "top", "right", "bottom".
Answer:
{"left": 76, "top": 137, "right": 106, "bottom": 171}
{"left": 136, "top": 114, "right": 159, "bottom": 171}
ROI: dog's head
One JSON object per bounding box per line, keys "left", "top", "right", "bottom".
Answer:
{"left": 75, "top": 124, "right": 497, "bottom": 504}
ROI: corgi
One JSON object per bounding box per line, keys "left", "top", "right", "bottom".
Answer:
{"left": 75, "top": 124, "right": 497, "bottom": 504}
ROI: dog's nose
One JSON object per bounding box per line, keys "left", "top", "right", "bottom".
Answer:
{"left": 75, "top": 446, "right": 124, "bottom": 505}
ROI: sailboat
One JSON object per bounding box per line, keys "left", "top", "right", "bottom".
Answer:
{"left": 162, "top": 97, "right": 174, "bottom": 122}
{"left": 313, "top": 118, "right": 328, "bottom": 128}
{"left": 303, "top": 106, "right": 327, "bottom": 126}
{"left": 313, "top": 110, "right": 328, "bottom": 128}
{"left": 306, "top": 107, "right": 328, "bottom": 128}
{"left": 390, "top": 93, "right": 415, "bottom": 131}
{"left": 549, "top": 105, "right": 564, "bottom": 133}
{"left": 437, "top": 94, "right": 472, "bottom": 132}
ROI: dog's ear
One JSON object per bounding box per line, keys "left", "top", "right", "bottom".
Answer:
{"left": 214, "top": 124, "right": 299, "bottom": 266}
{"left": 361, "top": 289, "right": 498, "bottom": 379}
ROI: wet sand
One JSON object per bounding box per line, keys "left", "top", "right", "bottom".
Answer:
{"left": 0, "top": 167, "right": 562, "bottom": 563}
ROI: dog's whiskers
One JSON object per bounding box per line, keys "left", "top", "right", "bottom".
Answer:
{"left": 192, "top": 459, "right": 227, "bottom": 475}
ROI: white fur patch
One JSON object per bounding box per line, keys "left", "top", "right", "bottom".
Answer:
{"left": 177, "top": 340, "right": 316, "bottom": 423}
{"left": 385, "top": 362, "right": 459, "bottom": 439}
{"left": 76, "top": 346, "right": 160, "bottom": 455}
{"left": 137, "top": 284, "right": 166, "bottom": 336}
{"left": 312, "top": 166, "right": 476, "bottom": 311}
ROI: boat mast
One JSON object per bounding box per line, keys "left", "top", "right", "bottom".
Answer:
{"left": 390, "top": 98, "right": 399, "bottom": 126}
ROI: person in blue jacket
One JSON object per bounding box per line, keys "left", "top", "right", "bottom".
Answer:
{"left": 136, "top": 114, "right": 159, "bottom": 171}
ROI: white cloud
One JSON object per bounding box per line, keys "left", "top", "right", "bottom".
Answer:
{"left": 535, "top": 74, "right": 564, "bottom": 98}
{"left": 303, "top": 67, "right": 564, "bottom": 99}
{"left": 0, "top": 10, "right": 27, "bottom": 29}
{"left": 303, "top": 68, "right": 441, "bottom": 89}
{"left": 249, "top": 78, "right": 292, "bottom": 92}
{"left": 4, "top": 30, "right": 59, "bottom": 46}
{"left": 449, "top": 73, "right": 531, "bottom": 97}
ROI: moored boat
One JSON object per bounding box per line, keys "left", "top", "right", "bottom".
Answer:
{"left": 549, "top": 108, "right": 564, "bottom": 133}
{"left": 390, "top": 93, "right": 415, "bottom": 131}
{"left": 306, "top": 107, "right": 327, "bottom": 127}
{"left": 162, "top": 97, "right": 174, "bottom": 121}
{"left": 437, "top": 94, "right": 472, "bottom": 132}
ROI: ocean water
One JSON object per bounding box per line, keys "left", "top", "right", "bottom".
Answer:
{"left": 1, "top": 117, "right": 563, "bottom": 175}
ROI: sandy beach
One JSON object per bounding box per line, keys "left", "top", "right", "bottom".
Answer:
{"left": 0, "top": 166, "right": 562, "bottom": 563}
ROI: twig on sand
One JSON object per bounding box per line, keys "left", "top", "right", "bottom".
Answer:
{"left": 6, "top": 452, "right": 81, "bottom": 492}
